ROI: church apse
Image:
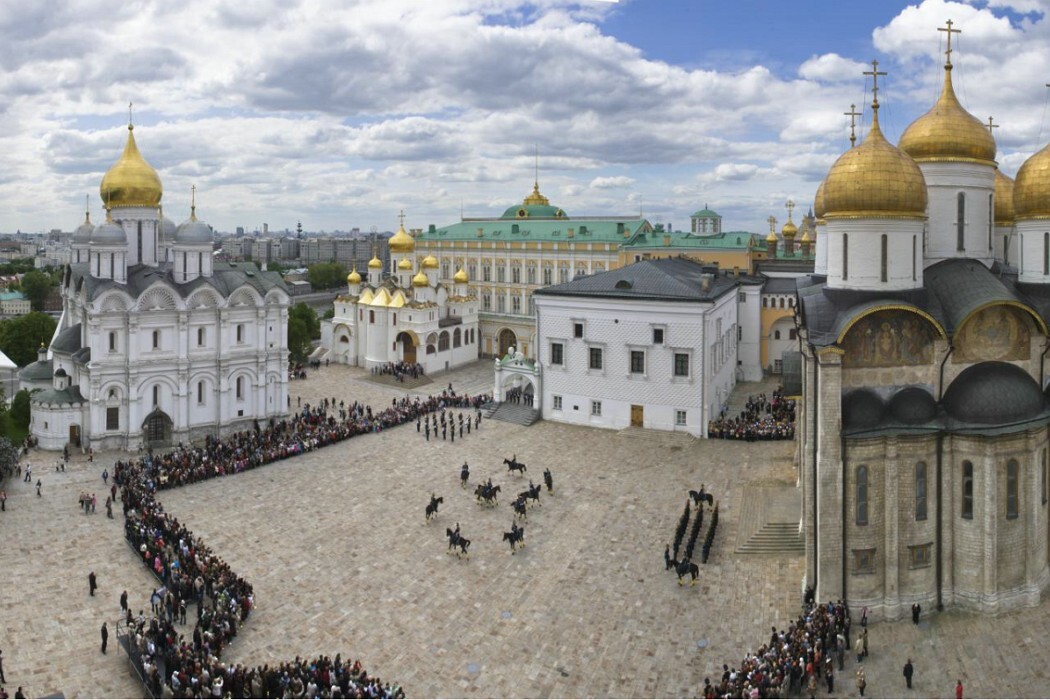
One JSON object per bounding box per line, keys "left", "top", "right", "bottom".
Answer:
{"left": 952, "top": 305, "right": 1032, "bottom": 363}
{"left": 842, "top": 309, "right": 938, "bottom": 368}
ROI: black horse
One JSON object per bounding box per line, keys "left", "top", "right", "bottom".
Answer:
{"left": 425, "top": 494, "right": 443, "bottom": 522}
{"left": 689, "top": 487, "right": 713, "bottom": 509}
{"left": 502, "top": 523, "right": 525, "bottom": 554}
{"left": 543, "top": 468, "right": 553, "bottom": 494}
{"left": 446, "top": 526, "right": 471, "bottom": 558}
{"left": 475, "top": 482, "right": 501, "bottom": 506}
{"left": 675, "top": 558, "right": 700, "bottom": 586}
{"left": 523, "top": 481, "right": 541, "bottom": 507}
{"left": 504, "top": 455, "right": 527, "bottom": 475}
{"left": 512, "top": 496, "right": 528, "bottom": 520}
{"left": 460, "top": 462, "right": 470, "bottom": 488}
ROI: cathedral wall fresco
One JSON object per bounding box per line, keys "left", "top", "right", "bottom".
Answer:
{"left": 952, "top": 305, "right": 1032, "bottom": 363}
{"left": 842, "top": 309, "right": 938, "bottom": 369}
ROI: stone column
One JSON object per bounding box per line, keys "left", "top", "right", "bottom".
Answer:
{"left": 816, "top": 348, "right": 845, "bottom": 603}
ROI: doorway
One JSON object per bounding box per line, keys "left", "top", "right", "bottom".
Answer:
{"left": 630, "top": 404, "right": 644, "bottom": 427}
{"left": 69, "top": 424, "right": 81, "bottom": 448}
{"left": 143, "top": 410, "right": 173, "bottom": 448}
{"left": 498, "top": 328, "right": 517, "bottom": 357}
{"left": 397, "top": 332, "right": 417, "bottom": 364}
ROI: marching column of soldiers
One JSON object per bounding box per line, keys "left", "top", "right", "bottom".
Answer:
{"left": 418, "top": 408, "right": 483, "bottom": 442}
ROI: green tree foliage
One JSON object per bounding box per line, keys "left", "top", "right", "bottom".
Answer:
{"left": 20, "top": 270, "right": 54, "bottom": 311}
{"left": 0, "top": 312, "right": 57, "bottom": 367}
{"left": 308, "top": 262, "right": 348, "bottom": 290}
{"left": 0, "top": 258, "right": 38, "bottom": 275}
{"left": 266, "top": 261, "right": 286, "bottom": 275}
{"left": 289, "top": 303, "right": 320, "bottom": 339}
{"left": 0, "top": 435, "right": 19, "bottom": 479}
{"left": 9, "top": 389, "right": 30, "bottom": 432}
{"left": 287, "top": 316, "right": 312, "bottom": 361}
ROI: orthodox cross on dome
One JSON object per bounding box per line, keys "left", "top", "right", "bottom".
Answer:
{"left": 785, "top": 199, "right": 795, "bottom": 222}
{"left": 398, "top": 209, "right": 406, "bottom": 229}
{"left": 128, "top": 101, "right": 134, "bottom": 128}
{"left": 84, "top": 194, "right": 90, "bottom": 218}
{"left": 938, "top": 19, "right": 961, "bottom": 68}
{"left": 863, "top": 60, "right": 887, "bottom": 110}
{"left": 767, "top": 215, "right": 777, "bottom": 234}
{"left": 985, "top": 116, "right": 999, "bottom": 134}
{"left": 844, "top": 104, "right": 861, "bottom": 148}
{"left": 190, "top": 184, "right": 197, "bottom": 220}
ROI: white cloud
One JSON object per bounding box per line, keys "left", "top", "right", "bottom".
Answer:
{"left": 589, "top": 175, "right": 634, "bottom": 189}
{"left": 798, "top": 54, "right": 869, "bottom": 82}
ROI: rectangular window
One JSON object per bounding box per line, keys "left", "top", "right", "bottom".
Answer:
{"left": 236, "top": 324, "right": 244, "bottom": 343}
{"left": 106, "top": 407, "right": 119, "bottom": 430}
{"left": 962, "top": 461, "right": 974, "bottom": 520}
{"left": 590, "top": 400, "right": 602, "bottom": 416}
{"left": 856, "top": 464, "right": 869, "bottom": 526}
{"left": 673, "top": 353, "right": 689, "bottom": 377}
{"left": 915, "top": 461, "right": 928, "bottom": 521}
{"left": 1007, "top": 459, "right": 1019, "bottom": 520}
{"left": 543, "top": 267, "right": 552, "bottom": 285}
{"left": 483, "top": 265, "right": 491, "bottom": 282}
{"left": 552, "top": 395, "right": 563, "bottom": 410}
{"left": 589, "top": 347, "right": 603, "bottom": 370}
{"left": 852, "top": 548, "right": 876, "bottom": 575}
{"left": 653, "top": 327, "right": 664, "bottom": 345}
{"left": 957, "top": 192, "right": 966, "bottom": 251}
{"left": 630, "top": 350, "right": 645, "bottom": 374}
{"left": 527, "top": 267, "right": 536, "bottom": 284}
{"left": 880, "top": 233, "right": 888, "bottom": 282}
{"left": 574, "top": 323, "right": 584, "bottom": 338}
{"left": 482, "top": 293, "right": 491, "bottom": 311}
{"left": 197, "top": 327, "right": 205, "bottom": 347}
{"left": 236, "top": 377, "right": 244, "bottom": 400}
{"left": 197, "top": 381, "right": 204, "bottom": 404}
{"left": 550, "top": 342, "right": 564, "bottom": 366}
{"left": 738, "top": 292, "right": 746, "bottom": 302}
{"left": 842, "top": 233, "right": 848, "bottom": 280}
{"left": 497, "top": 295, "right": 505, "bottom": 313}
{"left": 675, "top": 410, "right": 687, "bottom": 426}
{"left": 152, "top": 330, "right": 160, "bottom": 349}
{"left": 468, "top": 264, "right": 476, "bottom": 281}
{"left": 512, "top": 296, "right": 521, "bottom": 314}
{"left": 559, "top": 268, "right": 569, "bottom": 283}
{"left": 908, "top": 543, "right": 933, "bottom": 569}
{"left": 108, "top": 332, "right": 116, "bottom": 352}
{"left": 497, "top": 267, "right": 505, "bottom": 283}
{"left": 512, "top": 267, "right": 520, "bottom": 284}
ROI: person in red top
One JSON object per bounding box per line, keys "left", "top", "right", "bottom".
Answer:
{"left": 955, "top": 679, "right": 964, "bottom": 698}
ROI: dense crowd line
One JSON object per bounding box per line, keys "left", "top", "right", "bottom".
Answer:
{"left": 708, "top": 389, "right": 796, "bottom": 441}
{"left": 703, "top": 595, "right": 857, "bottom": 698}
{"left": 110, "top": 386, "right": 489, "bottom": 697}
{"left": 372, "top": 361, "right": 424, "bottom": 383}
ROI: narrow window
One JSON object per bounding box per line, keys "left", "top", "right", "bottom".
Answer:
{"left": 197, "top": 328, "right": 205, "bottom": 347}
{"left": 237, "top": 324, "right": 244, "bottom": 342}
{"left": 630, "top": 350, "right": 645, "bottom": 374}
{"left": 197, "top": 381, "right": 204, "bottom": 404}
{"left": 1044, "top": 232, "right": 1048, "bottom": 276}
{"left": 550, "top": 342, "right": 563, "bottom": 365}
{"left": 653, "top": 328, "right": 664, "bottom": 344}
{"left": 774, "top": 330, "right": 781, "bottom": 340}
{"left": 915, "top": 461, "right": 928, "bottom": 521}
{"left": 590, "top": 400, "right": 602, "bottom": 416}
{"left": 675, "top": 410, "right": 687, "bottom": 426}
{"left": 153, "top": 386, "right": 159, "bottom": 406}
{"left": 106, "top": 407, "right": 119, "bottom": 430}
{"left": 912, "top": 235, "right": 917, "bottom": 281}
{"left": 880, "top": 234, "right": 888, "bottom": 282}
{"left": 988, "top": 193, "right": 994, "bottom": 250}
{"left": 553, "top": 395, "right": 562, "bottom": 410}
{"left": 589, "top": 347, "right": 603, "bottom": 370}
{"left": 962, "top": 461, "right": 974, "bottom": 520}
{"left": 1043, "top": 448, "right": 1048, "bottom": 506}
{"left": 1007, "top": 459, "right": 1019, "bottom": 520}
{"left": 236, "top": 377, "right": 243, "bottom": 400}
{"left": 856, "top": 464, "right": 869, "bottom": 526}
{"left": 109, "top": 332, "right": 116, "bottom": 352}
{"left": 673, "top": 352, "right": 689, "bottom": 377}
{"left": 574, "top": 323, "right": 584, "bottom": 338}
{"left": 152, "top": 330, "right": 160, "bottom": 349}
{"left": 957, "top": 192, "right": 966, "bottom": 251}
{"left": 842, "top": 233, "right": 848, "bottom": 280}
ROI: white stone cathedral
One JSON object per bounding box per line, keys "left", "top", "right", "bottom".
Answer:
{"left": 20, "top": 121, "right": 290, "bottom": 450}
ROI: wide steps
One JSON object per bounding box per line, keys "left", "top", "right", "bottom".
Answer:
{"left": 487, "top": 403, "right": 540, "bottom": 426}
{"left": 736, "top": 521, "right": 804, "bottom": 555}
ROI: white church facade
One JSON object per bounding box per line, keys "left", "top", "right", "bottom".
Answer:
{"left": 19, "top": 122, "right": 290, "bottom": 451}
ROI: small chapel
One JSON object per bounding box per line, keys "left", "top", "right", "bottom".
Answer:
{"left": 19, "top": 117, "right": 290, "bottom": 451}
{"left": 798, "top": 23, "right": 1050, "bottom": 618}
{"left": 322, "top": 217, "right": 479, "bottom": 373}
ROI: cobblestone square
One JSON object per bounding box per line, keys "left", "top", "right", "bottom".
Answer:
{"left": 1, "top": 362, "right": 1048, "bottom": 698}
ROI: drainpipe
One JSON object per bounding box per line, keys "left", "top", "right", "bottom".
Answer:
{"left": 936, "top": 431, "right": 944, "bottom": 611}
{"left": 812, "top": 348, "right": 820, "bottom": 595}
{"left": 841, "top": 433, "right": 848, "bottom": 607}
{"left": 937, "top": 345, "right": 954, "bottom": 401}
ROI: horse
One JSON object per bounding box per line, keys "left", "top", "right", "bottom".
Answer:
{"left": 446, "top": 526, "right": 471, "bottom": 558}
{"left": 504, "top": 455, "right": 527, "bottom": 476}
{"left": 543, "top": 468, "right": 553, "bottom": 494}
{"left": 524, "top": 481, "right": 542, "bottom": 507}
{"left": 474, "top": 483, "right": 500, "bottom": 507}
{"left": 675, "top": 558, "right": 700, "bottom": 586}
{"left": 502, "top": 523, "right": 525, "bottom": 554}
{"left": 460, "top": 462, "right": 470, "bottom": 488}
{"left": 512, "top": 496, "right": 528, "bottom": 520}
{"left": 689, "top": 487, "right": 713, "bottom": 509}
{"left": 425, "top": 494, "right": 443, "bottom": 522}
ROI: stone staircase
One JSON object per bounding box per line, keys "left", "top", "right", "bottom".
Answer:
{"left": 736, "top": 521, "right": 805, "bottom": 555}
{"left": 616, "top": 427, "right": 696, "bottom": 448}
{"left": 734, "top": 484, "right": 805, "bottom": 556}
{"left": 486, "top": 402, "right": 541, "bottom": 426}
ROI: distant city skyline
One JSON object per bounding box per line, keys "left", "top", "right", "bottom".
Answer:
{"left": 2, "top": 0, "right": 1049, "bottom": 235}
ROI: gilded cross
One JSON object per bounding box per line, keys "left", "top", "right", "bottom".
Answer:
{"left": 786, "top": 199, "right": 795, "bottom": 222}
{"left": 190, "top": 184, "right": 197, "bottom": 219}
{"left": 398, "top": 209, "right": 406, "bottom": 229}
{"left": 938, "top": 19, "right": 961, "bottom": 67}
{"left": 844, "top": 104, "right": 861, "bottom": 148}
{"left": 128, "top": 101, "right": 133, "bottom": 126}
{"left": 985, "top": 116, "right": 999, "bottom": 134}
{"left": 767, "top": 215, "right": 777, "bottom": 234}
{"left": 863, "top": 60, "right": 887, "bottom": 108}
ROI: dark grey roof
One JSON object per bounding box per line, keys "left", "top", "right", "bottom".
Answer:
{"left": 925, "top": 259, "right": 1020, "bottom": 334}
{"left": 888, "top": 387, "right": 937, "bottom": 425}
{"left": 70, "top": 261, "right": 289, "bottom": 303}
{"left": 18, "top": 359, "right": 53, "bottom": 381}
{"left": 31, "top": 385, "right": 86, "bottom": 406}
{"left": 943, "top": 361, "right": 1045, "bottom": 425}
{"left": 534, "top": 257, "right": 739, "bottom": 302}
{"left": 762, "top": 277, "right": 799, "bottom": 294}
{"left": 72, "top": 347, "right": 91, "bottom": 364}
{"left": 51, "top": 324, "right": 82, "bottom": 354}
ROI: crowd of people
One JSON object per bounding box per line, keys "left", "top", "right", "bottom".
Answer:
{"left": 708, "top": 388, "right": 796, "bottom": 441}
{"left": 702, "top": 595, "right": 855, "bottom": 698}
{"left": 110, "top": 385, "right": 491, "bottom": 697}
{"left": 372, "top": 361, "right": 424, "bottom": 383}
{"left": 503, "top": 386, "right": 533, "bottom": 406}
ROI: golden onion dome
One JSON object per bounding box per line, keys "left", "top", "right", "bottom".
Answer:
{"left": 367, "top": 255, "right": 382, "bottom": 269}
{"left": 421, "top": 254, "right": 439, "bottom": 269}
{"left": 99, "top": 125, "right": 163, "bottom": 209}
{"left": 397, "top": 257, "right": 413, "bottom": 271}
{"left": 781, "top": 219, "right": 798, "bottom": 238}
{"left": 412, "top": 270, "right": 429, "bottom": 287}
{"left": 1013, "top": 142, "right": 1050, "bottom": 220}
{"left": 388, "top": 225, "right": 415, "bottom": 253}
{"left": 765, "top": 231, "right": 778, "bottom": 244}
{"left": 822, "top": 107, "right": 927, "bottom": 218}
{"left": 800, "top": 229, "right": 812, "bottom": 243}
{"left": 994, "top": 169, "right": 1015, "bottom": 225}
{"left": 898, "top": 65, "right": 996, "bottom": 165}
{"left": 453, "top": 267, "right": 469, "bottom": 283}
{"left": 813, "top": 180, "right": 826, "bottom": 221}
{"left": 347, "top": 269, "right": 362, "bottom": 284}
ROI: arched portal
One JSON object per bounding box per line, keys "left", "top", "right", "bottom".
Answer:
{"left": 498, "top": 328, "right": 517, "bottom": 357}
{"left": 142, "top": 409, "right": 173, "bottom": 448}
{"left": 396, "top": 331, "right": 417, "bottom": 364}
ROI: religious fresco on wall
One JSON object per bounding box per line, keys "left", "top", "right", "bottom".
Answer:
{"left": 842, "top": 309, "right": 937, "bottom": 368}
{"left": 953, "top": 305, "right": 1031, "bottom": 363}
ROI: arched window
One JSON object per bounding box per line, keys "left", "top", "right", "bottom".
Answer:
{"left": 779, "top": 297, "right": 785, "bottom": 309}
{"left": 453, "top": 328, "right": 461, "bottom": 348}
{"left": 197, "top": 381, "right": 205, "bottom": 404}
{"left": 438, "top": 331, "right": 450, "bottom": 352}
{"left": 236, "top": 377, "right": 244, "bottom": 400}
{"left": 962, "top": 461, "right": 974, "bottom": 519}
{"left": 880, "top": 234, "right": 888, "bottom": 282}
{"left": 957, "top": 192, "right": 966, "bottom": 251}
{"left": 774, "top": 330, "right": 781, "bottom": 340}
{"left": 1007, "top": 459, "right": 1019, "bottom": 520}
{"left": 763, "top": 298, "right": 768, "bottom": 308}
{"left": 915, "top": 462, "right": 927, "bottom": 521}
{"left": 842, "top": 233, "right": 849, "bottom": 280}
{"left": 856, "top": 465, "right": 869, "bottom": 526}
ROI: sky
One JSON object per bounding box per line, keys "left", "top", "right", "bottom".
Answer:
{"left": 2, "top": 0, "right": 1050, "bottom": 235}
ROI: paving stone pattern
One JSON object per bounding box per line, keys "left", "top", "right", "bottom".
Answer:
{"left": 0, "top": 362, "right": 1048, "bottom": 697}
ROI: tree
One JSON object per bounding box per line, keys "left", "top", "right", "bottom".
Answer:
{"left": 0, "top": 312, "right": 57, "bottom": 367}
{"left": 308, "top": 262, "right": 348, "bottom": 290}
{"left": 0, "top": 435, "right": 18, "bottom": 480}
{"left": 287, "top": 316, "right": 312, "bottom": 362}
{"left": 9, "top": 389, "right": 30, "bottom": 433}
{"left": 289, "top": 303, "right": 320, "bottom": 339}
{"left": 20, "top": 270, "right": 53, "bottom": 311}
{"left": 266, "top": 261, "right": 286, "bottom": 275}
